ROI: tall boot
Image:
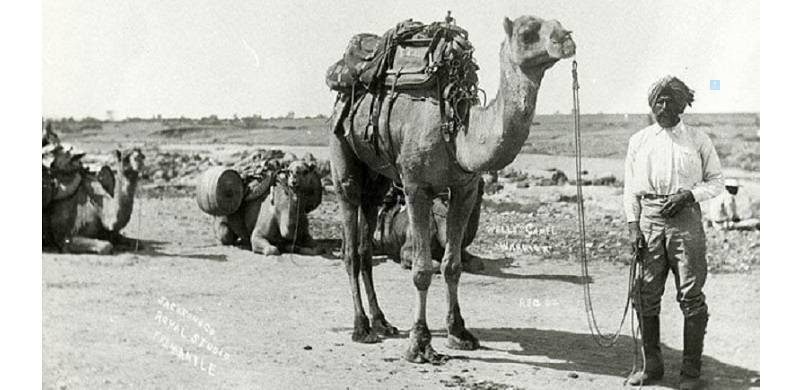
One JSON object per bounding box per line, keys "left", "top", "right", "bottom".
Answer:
{"left": 680, "top": 312, "right": 709, "bottom": 390}
{"left": 627, "top": 315, "right": 664, "bottom": 386}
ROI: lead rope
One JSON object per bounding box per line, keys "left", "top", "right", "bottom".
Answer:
{"left": 571, "top": 60, "right": 645, "bottom": 386}
{"left": 287, "top": 188, "right": 302, "bottom": 267}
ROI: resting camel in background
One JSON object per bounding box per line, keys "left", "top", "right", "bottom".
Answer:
{"left": 216, "top": 160, "right": 324, "bottom": 255}
{"left": 44, "top": 148, "right": 146, "bottom": 254}
{"left": 329, "top": 15, "right": 575, "bottom": 363}
{"left": 372, "top": 178, "right": 485, "bottom": 273}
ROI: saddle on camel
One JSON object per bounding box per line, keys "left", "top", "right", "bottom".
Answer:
{"left": 326, "top": 12, "right": 481, "bottom": 149}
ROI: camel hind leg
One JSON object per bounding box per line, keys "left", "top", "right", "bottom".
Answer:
{"left": 330, "top": 133, "right": 379, "bottom": 343}
{"left": 358, "top": 173, "right": 398, "bottom": 337}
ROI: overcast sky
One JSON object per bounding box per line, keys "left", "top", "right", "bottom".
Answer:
{"left": 42, "top": 0, "right": 759, "bottom": 119}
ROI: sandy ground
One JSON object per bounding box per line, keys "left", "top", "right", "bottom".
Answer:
{"left": 43, "top": 194, "right": 759, "bottom": 389}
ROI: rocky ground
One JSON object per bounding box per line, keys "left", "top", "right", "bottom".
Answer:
{"left": 77, "top": 144, "right": 759, "bottom": 274}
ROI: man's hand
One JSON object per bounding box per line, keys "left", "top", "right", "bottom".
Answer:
{"left": 628, "top": 222, "right": 645, "bottom": 258}
{"left": 659, "top": 190, "right": 695, "bottom": 218}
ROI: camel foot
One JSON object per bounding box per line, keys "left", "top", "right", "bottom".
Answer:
{"left": 255, "top": 245, "right": 280, "bottom": 256}
{"left": 446, "top": 328, "right": 480, "bottom": 350}
{"left": 352, "top": 315, "right": 380, "bottom": 344}
{"left": 97, "top": 243, "right": 114, "bottom": 255}
{"left": 62, "top": 238, "right": 114, "bottom": 255}
{"left": 371, "top": 314, "right": 399, "bottom": 337}
{"left": 403, "top": 322, "right": 448, "bottom": 364}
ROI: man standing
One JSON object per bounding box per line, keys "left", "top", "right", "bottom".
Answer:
{"left": 624, "top": 76, "right": 724, "bottom": 389}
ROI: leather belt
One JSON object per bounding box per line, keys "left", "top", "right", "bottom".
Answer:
{"left": 640, "top": 193, "right": 671, "bottom": 200}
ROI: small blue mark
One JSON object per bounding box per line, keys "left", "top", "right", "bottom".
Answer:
{"left": 710, "top": 80, "right": 720, "bottom": 90}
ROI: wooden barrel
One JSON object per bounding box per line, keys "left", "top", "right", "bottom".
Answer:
{"left": 196, "top": 167, "right": 244, "bottom": 216}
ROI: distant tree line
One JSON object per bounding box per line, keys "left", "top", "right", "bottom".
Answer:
{"left": 47, "top": 111, "right": 328, "bottom": 132}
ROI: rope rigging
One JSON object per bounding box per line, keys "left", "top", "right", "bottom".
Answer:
{"left": 570, "top": 59, "right": 647, "bottom": 385}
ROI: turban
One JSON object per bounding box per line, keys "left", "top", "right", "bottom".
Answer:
{"left": 647, "top": 76, "right": 695, "bottom": 110}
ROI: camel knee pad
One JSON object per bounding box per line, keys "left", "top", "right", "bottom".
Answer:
{"left": 412, "top": 269, "right": 433, "bottom": 290}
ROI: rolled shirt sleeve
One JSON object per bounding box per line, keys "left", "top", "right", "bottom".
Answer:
{"left": 689, "top": 132, "right": 724, "bottom": 203}
{"left": 623, "top": 137, "right": 642, "bottom": 222}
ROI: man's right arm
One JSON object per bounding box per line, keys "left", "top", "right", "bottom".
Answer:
{"left": 623, "top": 136, "right": 641, "bottom": 223}
{"left": 623, "top": 136, "right": 645, "bottom": 255}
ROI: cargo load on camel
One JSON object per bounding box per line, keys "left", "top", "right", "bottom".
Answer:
{"left": 326, "top": 13, "right": 483, "bottom": 143}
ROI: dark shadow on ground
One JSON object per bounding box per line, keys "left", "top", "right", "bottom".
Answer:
{"left": 477, "top": 256, "right": 592, "bottom": 284}
{"left": 468, "top": 327, "right": 759, "bottom": 389}
{"left": 124, "top": 239, "right": 228, "bottom": 262}
{"left": 43, "top": 238, "right": 229, "bottom": 262}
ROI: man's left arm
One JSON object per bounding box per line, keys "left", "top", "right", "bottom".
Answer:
{"left": 660, "top": 132, "right": 724, "bottom": 218}
{"left": 690, "top": 133, "right": 724, "bottom": 203}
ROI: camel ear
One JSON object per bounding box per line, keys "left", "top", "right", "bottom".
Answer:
{"left": 98, "top": 165, "right": 115, "bottom": 195}
{"left": 503, "top": 17, "right": 514, "bottom": 38}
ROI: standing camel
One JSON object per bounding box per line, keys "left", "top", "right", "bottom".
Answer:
{"left": 329, "top": 15, "right": 575, "bottom": 363}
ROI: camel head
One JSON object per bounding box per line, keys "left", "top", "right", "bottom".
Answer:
{"left": 113, "top": 148, "right": 146, "bottom": 179}
{"left": 503, "top": 15, "right": 575, "bottom": 76}
{"left": 269, "top": 174, "right": 302, "bottom": 239}
{"left": 285, "top": 160, "right": 317, "bottom": 191}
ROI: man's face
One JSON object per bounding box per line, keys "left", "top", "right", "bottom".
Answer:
{"left": 652, "top": 93, "right": 683, "bottom": 128}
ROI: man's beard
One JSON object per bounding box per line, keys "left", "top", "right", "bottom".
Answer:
{"left": 656, "top": 110, "right": 680, "bottom": 127}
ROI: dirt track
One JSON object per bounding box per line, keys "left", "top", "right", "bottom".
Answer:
{"left": 43, "top": 195, "right": 759, "bottom": 389}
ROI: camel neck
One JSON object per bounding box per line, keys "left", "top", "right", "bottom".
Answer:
{"left": 103, "top": 172, "right": 138, "bottom": 232}
{"left": 496, "top": 45, "right": 542, "bottom": 129}
{"left": 454, "top": 43, "right": 544, "bottom": 172}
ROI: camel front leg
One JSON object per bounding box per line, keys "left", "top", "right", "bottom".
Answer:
{"left": 61, "top": 237, "right": 114, "bottom": 255}
{"left": 442, "top": 179, "right": 480, "bottom": 350}
{"left": 289, "top": 214, "right": 323, "bottom": 255}
{"left": 250, "top": 225, "right": 280, "bottom": 256}
{"left": 402, "top": 184, "right": 444, "bottom": 363}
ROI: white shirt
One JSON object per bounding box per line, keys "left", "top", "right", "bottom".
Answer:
{"left": 623, "top": 121, "right": 724, "bottom": 222}
{"left": 706, "top": 192, "right": 738, "bottom": 222}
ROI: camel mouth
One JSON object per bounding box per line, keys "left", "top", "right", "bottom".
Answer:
{"left": 547, "top": 33, "right": 576, "bottom": 60}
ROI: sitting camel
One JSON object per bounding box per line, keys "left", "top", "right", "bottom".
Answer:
{"left": 372, "top": 178, "right": 485, "bottom": 273}
{"left": 329, "top": 15, "right": 574, "bottom": 362}
{"left": 216, "top": 160, "right": 323, "bottom": 255}
{"left": 44, "top": 148, "right": 146, "bottom": 254}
